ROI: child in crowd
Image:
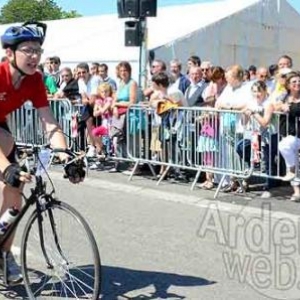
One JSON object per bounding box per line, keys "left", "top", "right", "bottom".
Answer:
{"left": 197, "top": 66, "right": 225, "bottom": 190}
{"left": 92, "top": 83, "right": 114, "bottom": 160}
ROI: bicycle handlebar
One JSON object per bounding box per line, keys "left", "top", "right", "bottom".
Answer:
{"left": 16, "top": 143, "right": 87, "bottom": 178}
{"left": 16, "top": 143, "right": 81, "bottom": 159}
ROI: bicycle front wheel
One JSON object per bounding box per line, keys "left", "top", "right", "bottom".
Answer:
{"left": 21, "top": 201, "right": 101, "bottom": 299}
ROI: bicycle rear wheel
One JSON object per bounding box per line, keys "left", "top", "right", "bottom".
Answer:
{"left": 21, "top": 201, "right": 101, "bottom": 299}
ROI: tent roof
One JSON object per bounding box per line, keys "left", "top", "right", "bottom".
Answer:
{"left": 0, "top": 0, "right": 261, "bottom": 63}
{"left": 147, "top": 0, "right": 260, "bottom": 49}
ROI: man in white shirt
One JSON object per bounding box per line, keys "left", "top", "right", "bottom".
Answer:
{"left": 77, "top": 62, "right": 101, "bottom": 157}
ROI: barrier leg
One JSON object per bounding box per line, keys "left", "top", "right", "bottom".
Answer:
{"left": 191, "top": 169, "right": 201, "bottom": 191}
{"left": 147, "top": 163, "right": 157, "bottom": 178}
{"left": 214, "top": 174, "right": 226, "bottom": 199}
{"left": 237, "top": 178, "right": 245, "bottom": 193}
{"left": 156, "top": 166, "right": 171, "bottom": 186}
{"left": 128, "top": 160, "right": 140, "bottom": 182}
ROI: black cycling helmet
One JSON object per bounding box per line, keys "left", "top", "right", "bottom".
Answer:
{"left": 1, "top": 21, "right": 47, "bottom": 49}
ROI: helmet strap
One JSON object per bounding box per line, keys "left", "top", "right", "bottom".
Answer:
{"left": 10, "top": 50, "right": 29, "bottom": 77}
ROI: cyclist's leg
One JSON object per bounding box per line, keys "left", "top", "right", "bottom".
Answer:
{"left": 0, "top": 126, "right": 23, "bottom": 249}
{"left": 0, "top": 125, "right": 23, "bottom": 284}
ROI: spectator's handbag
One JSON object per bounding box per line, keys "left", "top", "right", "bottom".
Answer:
{"left": 117, "top": 107, "right": 128, "bottom": 115}
{"left": 156, "top": 100, "right": 178, "bottom": 116}
{"left": 200, "top": 122, "right": 215, "bottom": 138}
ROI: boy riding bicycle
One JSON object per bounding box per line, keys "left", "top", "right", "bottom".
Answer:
{"left": 0, "top": 21, "right": 84, "bottom": 285}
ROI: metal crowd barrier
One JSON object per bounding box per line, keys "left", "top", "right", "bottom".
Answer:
{"left": 126, "top": 105, "right": 300, "bottom": 198}
{"left": 7, "top": 98, "right": 135, "bottom": 164}
{"left": 7, "top": 99, "right": 94, "bottom": 150}
{"left": 7, "top": 100, "right": 300, "bottom": 199}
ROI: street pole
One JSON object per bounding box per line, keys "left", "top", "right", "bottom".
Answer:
{"left": 138, "top": 17, "right": 148, "bottom": 91}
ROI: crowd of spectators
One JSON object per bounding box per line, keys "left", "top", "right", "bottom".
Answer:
{"left": 39, "top": 53, "right": 300, "bottom": 201}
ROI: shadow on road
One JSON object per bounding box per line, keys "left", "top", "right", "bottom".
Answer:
{"left": 0, "top": 265, "right": 216, "bottom": 299}
{"left": 101, "top": 265, "right": 216, "bottom": 299}
{"left": 0, "top": 283, "right": 27, "bottom": 299}
{"left": 0, "top": 264, "right": 98, "bottom": 299}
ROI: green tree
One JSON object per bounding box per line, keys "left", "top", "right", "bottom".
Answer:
{"left": 61, "top": 10, "right": 82, "bottom": 19}
{"left": 0, "top": 0, "right": 82, "bottom": 24}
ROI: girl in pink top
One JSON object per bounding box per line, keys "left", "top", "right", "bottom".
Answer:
{"left": 92, "top": 83, "right": 114, "bottom": 156}
{"left": 92, "top": 82, "right": 113, "bottom": 134}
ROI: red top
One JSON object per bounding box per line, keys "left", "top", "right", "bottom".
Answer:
{"left": 0, "top": 61, "right": 49, "bottom": 122}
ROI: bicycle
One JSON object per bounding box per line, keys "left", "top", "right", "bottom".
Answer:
{"left": 1, "top": 144, "right": 101, "bottom": 299}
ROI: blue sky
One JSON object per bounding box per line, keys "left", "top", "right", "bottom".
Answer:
{"left": 49, "top": 0, "right": 300, "bottom": 16}
{"left": 0, "top": 0, "right": 299, "bottom": 16}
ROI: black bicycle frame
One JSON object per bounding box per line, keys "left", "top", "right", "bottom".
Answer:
{"left": 0, "top": 175, "right": 68, "bottom": 268}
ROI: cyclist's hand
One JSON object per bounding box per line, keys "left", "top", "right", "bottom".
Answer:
{"left": 3, "top": 163, "right": 31, "bottom": 188}
{"left": 64, "top": 159, "right": 85, "bottom": 184}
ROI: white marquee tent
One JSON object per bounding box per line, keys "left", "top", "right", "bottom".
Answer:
{"left": 152, "top": 0, "right": 300, "bottom": 69}
{"left": 0, "top": 0, "right": 299, "bottom": 80}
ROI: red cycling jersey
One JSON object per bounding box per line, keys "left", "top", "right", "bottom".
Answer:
{"left": 0, "top": 61, "right": 49, "bottom": 122}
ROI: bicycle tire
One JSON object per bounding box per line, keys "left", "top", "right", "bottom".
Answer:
{"left": 20, "top": 200, "right": 101, "bottom": 299}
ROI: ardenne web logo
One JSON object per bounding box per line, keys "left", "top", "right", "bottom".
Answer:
{"left": 198, "top": 202, "right": 300, "bottom": 299}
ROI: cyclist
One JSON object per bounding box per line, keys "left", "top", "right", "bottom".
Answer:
{"left": 0, "top": 21, "right": 85, "bottom": 285}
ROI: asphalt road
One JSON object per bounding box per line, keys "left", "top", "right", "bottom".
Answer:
{"left": 1, "top": 170, "right": 300, "bottom": 300}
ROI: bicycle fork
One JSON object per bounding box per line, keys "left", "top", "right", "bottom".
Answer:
{"left": 37, "top": 199, "right": 69, "bottom": 270}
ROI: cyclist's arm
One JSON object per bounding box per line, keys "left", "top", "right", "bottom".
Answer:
{"left": 0, "top": 150, "right": 10, "bottom": 173}
{"left": 38, "top": 107, "right": 84, "bottom": 183}
{"left": 0, "top": 128, "right": 31, "bottom": 186}
{"left": 0, "top": 128, "right": 15, "bottom": 172}
{"left": 37, "top": 107, "right": 68, "bottom": 150}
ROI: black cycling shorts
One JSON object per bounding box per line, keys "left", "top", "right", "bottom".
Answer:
{"left": 0, "top": 122, "right": 16, "bottom": 163}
